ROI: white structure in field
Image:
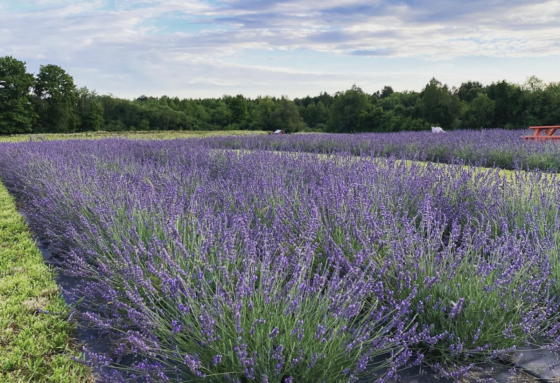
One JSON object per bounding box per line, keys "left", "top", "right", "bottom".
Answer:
{"left": 431, "top": 127, "right": 445, "bottom": 133}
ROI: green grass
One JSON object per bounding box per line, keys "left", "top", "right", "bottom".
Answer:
{"left": 0, "top": 130, "right": 267, "bottom": 143}
{"left": 0, "top": 183, "right": 92, "bottom": 382}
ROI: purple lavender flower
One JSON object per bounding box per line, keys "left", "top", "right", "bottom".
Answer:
{"left": 269, "top": 327, "right": 279, "bottom": 339}
{"left": 1, "top": 132, "right": 559, "bottom": 382}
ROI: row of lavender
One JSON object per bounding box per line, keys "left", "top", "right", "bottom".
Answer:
{"left": 1, "top": 139, "right": 560, "bottom": 382}
{"left": 199, "top": 129, "right": 560, "bottom": 171}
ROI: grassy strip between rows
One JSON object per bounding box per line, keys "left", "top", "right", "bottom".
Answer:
{"left": 0, "top": 130, "right": 267, "bottom": 143}
{"left": 0, "top": 182, "right": 92, "bottom": 382}
{"left": 239, "top": 148, "right": 550, "bottom": 182}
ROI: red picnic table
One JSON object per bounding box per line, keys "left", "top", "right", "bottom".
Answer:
{"left": 523, "top": 126, "right": 560, "bottom": 141}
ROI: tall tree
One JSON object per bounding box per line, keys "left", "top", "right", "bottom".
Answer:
{"left": 34, "top": 64, "right": 78, "bottom": 132}
{"left": 419, "top": 78, "right": 460, "bottom": 129}
{"left": 522, "top": 76, "right": 546, "bottom": 92}
{"left": 541, "top": 83, "right": 560, "bottom": 125}
{"left": 327, "top": 85, "right": 372, "bottom": 132}
{"left": 76, "top": 87, "right": 104, "bottom": 131}
{"left": 302, "top": 101, "right": 330, "bottom": 129}
{"left": 252, "top": 96, "right": 275, "bottom": 130}
{"left": 462, "top": 93, "right": 495, "bottom": 129}
{"left": 457, "top": 81, "right": 484, "bottom": 103}
{"left": 0, "top": 56, "right": 37, "bottom": 134}
{"left": 210, "top": 101, "right": 232, "bottom": 127}
{"left": 229, "top": 94, "right": 249, "bottom": 124}
{"left": 270, "top": 96, "right": 306, "bottom": 133}
{"left": 380, "top": 86, "right": 395, "bottom": 99}
{"left": 486, "top": 80, "right": 523, "bottom": 129}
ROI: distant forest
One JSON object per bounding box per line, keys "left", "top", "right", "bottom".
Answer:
{"left": 1, "top": 56, "right": 559, "bottom": 135}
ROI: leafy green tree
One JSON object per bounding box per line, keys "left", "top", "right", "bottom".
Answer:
{"left": 419, "top": 78, "right": 461, "bottom": 129}
{"left": 315, "top": 92, "right": 336, "bottom": 108}
{"left": 302, "top": 101, "right": 330, "bottom": 129}
{"left": 34, "top": 64, "right": 78, "bottom": 132}
{"left": 252, "top": 96, "right": 275, "bottom": 130}
{"left": 522, "top": 76, "right": 546, "bottom": 92}
{"left": 99, "top": 95, "right": 137, "bottom": 128}
{"left": 486, "top": 80, "right": 523, "bottom": 128}
{"left": 378, "top": 91, "right": 420, "bottom": 116}
{"left": 358, "top": 105, "right": 429, "bottom": 133}
{"left": 462, "top": 93, "right": 495, "bottom": 129}
{"left": 517, "top": 76, "right": 549, "bottom": 126}
{"left": 76, "top": 87, "right": 104, "bottom": 131}
{"left": 138, "top": 119, "right": 150, "bottom": 130}
{"left": 85, "top": 100, "right": 104, "bottom": 131}
{"left": 210, "top": 101, "right": 232, "bottom": 127}
{"left": 327, "top": 85, "right": 372, "bottom": 132}
{"left": 457, "top": 81, "right": 484, "bottom": 103}
{"left": 107, "top": 119, "right": 126, "bottom": 131}
{"left": 270, "top": 96, "right": 306, "bottom": 133}
{"left": 0, "top": 56, "right": 37, "bottom": 134}
{"left": 540, "top": 83, "right": 560, "bottom": 125}
{"left": 229, "top": 94, "right": 248, "bottom": 124}
{"left": 380, "top": 86, "right": 394, "bottom": 99}
{"left": 357, "top": 106, "right": 385, "bottom": 132}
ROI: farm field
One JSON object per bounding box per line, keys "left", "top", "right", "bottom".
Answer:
{"left": 1, "top": 131, "right": 560, "bottom": 382}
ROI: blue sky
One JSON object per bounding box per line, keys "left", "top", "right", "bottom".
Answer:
{"left": 1, "top": 0, "right": 559, "bottom": 98}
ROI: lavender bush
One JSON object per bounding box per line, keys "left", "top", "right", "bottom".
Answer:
{"left": 1, "top": 137, "right": 560, "bottom": 382}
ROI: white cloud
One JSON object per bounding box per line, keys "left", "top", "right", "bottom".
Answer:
{"left": 2, "top": 0, "right": 560, "bottom": 97}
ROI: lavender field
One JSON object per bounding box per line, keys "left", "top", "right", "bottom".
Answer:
{"left": 1, "top": 133, "right": 560, "bottom": 382}
{"left": 200, "top": 129, "right": 560, "bottom": 172}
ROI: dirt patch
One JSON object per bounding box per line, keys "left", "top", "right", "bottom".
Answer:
{"left": 21, "top": 297, "right": 49, "bottom": 312}
{"left": 10, "top": 266, "right": 25, "bottom": 274}
{"left": 461, "top": 367, "right": 539, "bottom": 383}
{"left": 40, "top": 287, "right": 59, "bottom": 298}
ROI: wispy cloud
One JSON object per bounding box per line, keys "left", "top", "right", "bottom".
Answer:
{"left": 2, "top": 0, "right": 560, "bottom": 97}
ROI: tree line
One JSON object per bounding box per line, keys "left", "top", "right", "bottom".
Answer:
{"left": 1, "top": 56, "right": 559, "bottom": 135}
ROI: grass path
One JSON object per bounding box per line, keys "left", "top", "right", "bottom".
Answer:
{"left": 0, "top": 130, "right": 267, "bottom": 143}
{"left": 232, "top": 148, "right": 558, "bottom": 182}
{"left": 0, "top": 182, "right": 92, "bottom": 382}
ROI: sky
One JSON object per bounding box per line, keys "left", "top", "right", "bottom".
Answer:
{"left": 1, "top": 0, "right": 560, "bottom": 99}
